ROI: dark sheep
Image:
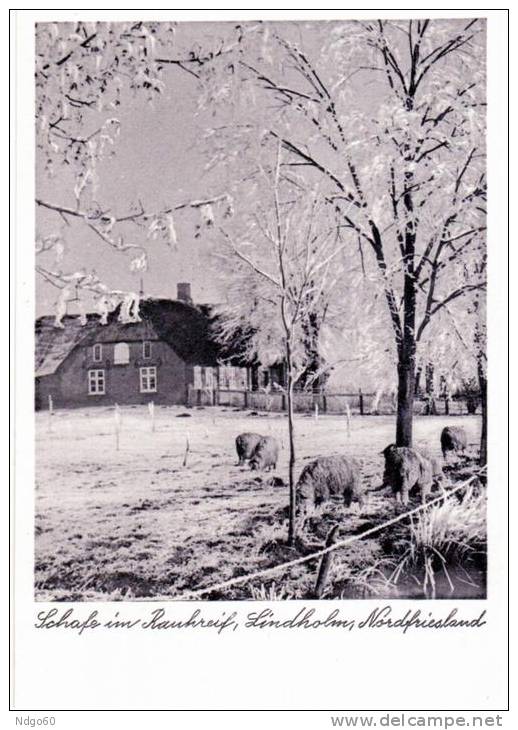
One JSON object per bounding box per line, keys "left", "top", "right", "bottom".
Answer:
{"left": 382, "top": 444, "right": 433, "bottom": 506}
{"left": 297, "top": 455, "right": 364, "bottom": 510}
{"left": 440, "top": 426, "right": 468, "bottom": 460}
{"left": 235, "top": 432, "right": 263, "bottom": 466}
{"left": 249, "top": 436, "right": 279, "bottom": 472}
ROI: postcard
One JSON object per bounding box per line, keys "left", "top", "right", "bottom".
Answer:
{"left": 10, "top": 7, "right": 510, "bottom": 724}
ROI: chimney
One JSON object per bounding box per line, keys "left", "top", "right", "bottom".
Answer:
{"left": 177, "top": 282, "right": 192, "bottom": 304}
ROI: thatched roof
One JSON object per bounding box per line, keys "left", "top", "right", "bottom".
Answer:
{"left": 35, "top": 315, "right": 99, "bottom": 377}
{"left": 35, "top": 298, "right": 226, "bottom": 377}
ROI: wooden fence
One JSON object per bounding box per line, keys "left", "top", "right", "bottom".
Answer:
{"left": 187, "top": 386, "right": 475, "bottom": 416}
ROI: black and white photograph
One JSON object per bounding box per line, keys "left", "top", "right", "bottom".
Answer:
{"left": 33, "top": 16, "right": 489, "bottom": 603}
{"left": 10, "top": 6, "right": 510, "bottom": 717}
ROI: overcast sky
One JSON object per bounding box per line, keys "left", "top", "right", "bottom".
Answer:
{"left": 36, "top": 26, "right": 231, "bottom": 315}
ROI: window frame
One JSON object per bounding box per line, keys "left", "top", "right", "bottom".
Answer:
{"left": 139, "top": 366, "right": 157, "bottom": 394}
{"left": 93, "top": 343, "right": 103, "bottom": 362}
{"left": 142, "top": 340, "right": 152, "bottom": 359}
{"left": 88, "top": 369, "right": 105, "bottom": 395}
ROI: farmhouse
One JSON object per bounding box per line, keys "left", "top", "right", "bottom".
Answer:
{"left": 35, "top": 283, "right": 275, "bottom": 410}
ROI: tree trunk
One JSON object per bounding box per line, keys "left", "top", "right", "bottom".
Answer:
{"left": 395, "top": 236, "right": 417, "bottom": 444}
{"left": 424, "top": 362, "right": 437, "bottom": 415}
{"left": 395, "top": 237, "right": 417, "bottom": 445}
{"left": 414, "top": 366, "right": 422, "bottom": 397}
{"left": 478, "top": 359, "right": 487, "bottom": 467}
{"left": 286, "top": 374, "right": 296, "bottom": 546}
{"left": 473, "top": 301, "right": 487, "bottom": 467}
{"left": 396, "top": 138, "right": 417, "bottom": 447}
{"left": 396, "top": 343, "right": 416, "bottom": 447}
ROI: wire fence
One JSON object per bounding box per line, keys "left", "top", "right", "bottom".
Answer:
{"left": 171, "top": 469, "right": 485, "bottom": 601}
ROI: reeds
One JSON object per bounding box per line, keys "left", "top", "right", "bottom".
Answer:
{"left": 392, "top": 486, "right": 487, "bottom": 598}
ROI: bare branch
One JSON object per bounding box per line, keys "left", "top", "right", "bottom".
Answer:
{"left": 219, "top": 227, "right": 281, "bottom": 289}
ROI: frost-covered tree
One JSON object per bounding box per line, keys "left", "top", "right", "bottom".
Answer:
{"left": 189, "top": 18, "right": 487, "bottom": 447}
{"left": 214, "top": 144, "right": 352, "bottom": 544}
{"left": 35, "top": 21, "right": 238, "bottom": 324}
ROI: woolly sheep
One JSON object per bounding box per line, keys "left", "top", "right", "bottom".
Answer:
{"left": 235, "top": 432, "right": 263, "bottom": 466}
{"left": 297, "top": 455, "right": 364, "bottom": 510}
{"left": 249, "top": 436, "right": 279, "bottom": 472}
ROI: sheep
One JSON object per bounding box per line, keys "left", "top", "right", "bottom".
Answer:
{"left": 249, "top": 436, "right": 279, "bottom": 472}
{"left": 415, "top": 444, "right": 445, "bottom": 489}
{"left": 382, "top": 444, "right": 434, "bottom": 506}
{"left": 296, "top": 455, "right": 364, "bottom": 510}
{"left": 235, "top": 432, "right": 263, "bottom": 466}
{"left": 440, "top": 426, "right": 468, "bottom": 460}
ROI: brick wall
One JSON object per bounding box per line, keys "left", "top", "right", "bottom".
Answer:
{"left": 36, "top": 339, "right": 192, "bottom": 409}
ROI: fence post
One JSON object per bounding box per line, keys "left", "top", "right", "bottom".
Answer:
{"left": 323, "top": 394, "right": 327, "bottom": 413}
{"left": 114, "top": 403, "right": 121, "bottom": 451}
{"left": 345, "top": 402, "right": 351, "bottom": 438}
{"left": 244, "top": 390, "right": 249, "bottom": 409}
{"left": 359, "top": 388, "right": 364, "bottom": 416}
{"left": 47, "top": 395, "right": 54, "bottom": 432}
{"left": 183, "top": 433, "right": 190, "bottom": 467}
{"left": 445, "top": 396, "right": 450, "bottom": 415}
{"left": 314, "top": 525, "right": 340, "bottom": 599}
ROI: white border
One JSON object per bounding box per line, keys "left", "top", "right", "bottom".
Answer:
{"left": 10, "top": 6, "right": 510, "bottom": 721}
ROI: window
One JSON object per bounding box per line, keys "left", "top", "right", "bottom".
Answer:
{"left": 262, "top": 370, "right": 270, "bottom": 389}
{"left": 140, "top": 366, "right": 157, "bottom": 393}
{"left": 234, "top": 367, "right": 247, "bottom": 390}
{"left": 218, "top": 365, "right": 248, "bottom": 391}
{"left": 143, "top": 341, "right": 152, "bottom": 359}
{"left": 194, "top": 366, "right": 215, "bottom": 390}
{"left": 114, "top": 342, "right": 130, "bottom": 364}
{"left": 204, "top": 367, "right": 215, "bottom": 390}
{"left": 193, "top": 365, "right": 202, "bottom": 389}
{"left": 219, "top": 364, "right": 233, "bottom": 390}
{"left": 88, "top": 369, "right": 105, "bottom": 395}
{"left": 93, "top": 344, "right": 102, "bottom": 362}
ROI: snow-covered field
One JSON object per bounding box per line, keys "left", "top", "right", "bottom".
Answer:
{"left": 35, "top": 405, "right": 482, "bottom": 601}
